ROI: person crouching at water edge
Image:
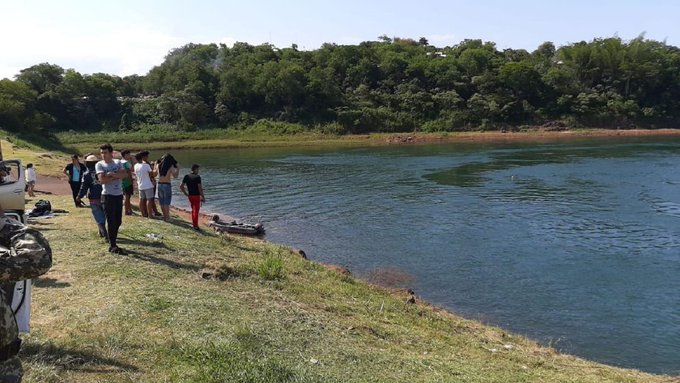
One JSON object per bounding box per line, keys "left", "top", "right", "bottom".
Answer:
{"left": 0, "top": 205, "right": 53, "bottom": 383}
{"left": 134, "top": 151, "right": 156, "bottom": 218}
{"left": 76, "top": 154, "right": 108, "bottom": 240}
{"left": 96, "top": 144, "right": 128, "bottom": 255}
{"left": 157, "top": 153, "right": 179, "bottom": 222}
{"left": 180, "top": 164, "right": 205, "bottom": 231}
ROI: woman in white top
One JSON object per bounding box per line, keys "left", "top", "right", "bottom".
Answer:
{"left": 133, "top": 151, "right": 156, "bottom": 217}
{"left": 25, "top": 163, "right": 37, "bottom": 197}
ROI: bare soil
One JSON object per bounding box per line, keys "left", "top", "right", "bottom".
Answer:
{"left": 383, "top": 128, "right": 680, "bottom": 144}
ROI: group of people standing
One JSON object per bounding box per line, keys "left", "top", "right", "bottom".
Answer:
{"left": 1, "top": 145, "right": 208, "bottom": 381}
{"left": 68, "top": 144, "right": 205, "bottom": 255}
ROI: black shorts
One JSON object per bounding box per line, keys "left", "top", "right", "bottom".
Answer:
{"left": 123, "top": 185, "right": 134, "bottom": 197}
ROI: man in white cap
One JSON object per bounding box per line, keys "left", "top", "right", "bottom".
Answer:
{"left": 76, "top": 154, "right": 108, "bottom": 240}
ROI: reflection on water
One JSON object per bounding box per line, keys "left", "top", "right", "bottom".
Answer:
{"left": 172, "top": 139, "right": 680, "bottom": 374}
{"left": 424, "top": 144, "right": 644, "bottom": 187}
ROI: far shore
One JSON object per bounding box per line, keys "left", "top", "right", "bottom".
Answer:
{"left": 62, "top": 128, "right": 680, "bottom": 152}
{"left": 28, "top": 127, "right": 680, "bottom": 218}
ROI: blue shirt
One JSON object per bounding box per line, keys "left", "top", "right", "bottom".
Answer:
{"left": 95, "top": 160, "right": 123, "bottom": 196}
{"left": 72, "top": 167, "right": 80, "bottom": 182}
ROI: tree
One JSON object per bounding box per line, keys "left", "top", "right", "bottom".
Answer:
{"left": 499, "top": 61, "right": 545, "bottom": 105}
{"left": 15, "top": 63, "right": 64, "bottom": 94}
{"left": 3, "top": 34, "right": 680, "bottom": 134}
{"left": 0, "top": 79, "right": 38, "bottom": 131}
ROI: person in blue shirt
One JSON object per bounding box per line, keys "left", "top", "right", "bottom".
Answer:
{"left": 63, "top": 155, "right": 87, "bottom": 208}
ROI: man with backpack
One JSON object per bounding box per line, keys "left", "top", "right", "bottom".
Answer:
{"left": 77, "top": 154, "right": 108, "bottom": 240}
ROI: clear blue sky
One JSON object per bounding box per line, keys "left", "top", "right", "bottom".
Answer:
{"left": 1, "top": 0, "right": 678, "bottom": 79}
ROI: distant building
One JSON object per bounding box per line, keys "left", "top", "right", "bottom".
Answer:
{"left": 426, "top": 51, "right": 447, "bottom": 58}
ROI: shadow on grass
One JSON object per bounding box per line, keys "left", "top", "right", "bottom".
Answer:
{"left": 117, "top": 236, "right": 174, "bottom": 251}
{"left": 34, "top": 277, "right": 71, "bottom": 289}
{"left": 126, "top": 252, "right": 200, "bottom": 272}
{"left": 165, "top": 216, "right": 205, "bottom": 232}
{"left": 113, "top": 239, "right": 200, "bottom": 272}
{"left": 27, "top": 220, "right": 55, "bottom": 226}
{"left": 22, "top": 341, "right": 138, "bottom": 373}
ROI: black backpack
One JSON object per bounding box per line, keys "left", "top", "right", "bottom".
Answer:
{"left": 29, "top": 200, "right": 52, "bottom": 217}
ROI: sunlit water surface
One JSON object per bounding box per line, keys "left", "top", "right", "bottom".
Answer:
{"left": 170, "top": 138, "right": 680, "bottom": 374}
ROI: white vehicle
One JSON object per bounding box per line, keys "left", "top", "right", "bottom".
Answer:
{"left": 0, "top": 159, "right": 27, "bottom": 223}
{"left": 0, "top": 149, "right": 31, "bottom": 332}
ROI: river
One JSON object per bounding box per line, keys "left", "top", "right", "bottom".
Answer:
{"left": 169, "top": 137, "right": 680, "bottom": 374}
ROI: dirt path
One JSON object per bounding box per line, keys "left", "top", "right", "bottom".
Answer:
{"left": 34, "top": 174, "right": 71, "bottom": 195}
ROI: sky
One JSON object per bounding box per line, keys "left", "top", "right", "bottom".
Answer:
{"left": 1, "top": 0, "right": 679, "bottom": 80}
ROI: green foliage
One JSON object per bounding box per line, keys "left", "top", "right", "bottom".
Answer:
{"left": 256, "top": 248, "right": 285, "bottom": 281}
{"left": 180, "top": 341, "right": 313, "bottom": 383}
{"left": 4, "top": 35, "right": 680, "bottom": 136}
{"left": 314, "top": 121, "right": 346, "bottom": 135}
{"left": 248, "top": 119, "right": 307, "bottom": 135}
{"left": 0, "top": 79, "right": 39, "bottom": 131}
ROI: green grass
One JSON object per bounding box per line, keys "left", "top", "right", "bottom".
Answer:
{"left": 256, "top": 248, "right": 285, "bottom": 281}
{"left": 19, "top": 195, "right": 678, "bottom": 382}
{"left": 54, "top": 122, "right": 345, "bottom": 152}
{"left": 1, "top": 138, "right": 71, "bottom": 178}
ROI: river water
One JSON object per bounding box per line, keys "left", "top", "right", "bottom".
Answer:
{"left": 170, "top": 137, "right": 680, "bottom": 374}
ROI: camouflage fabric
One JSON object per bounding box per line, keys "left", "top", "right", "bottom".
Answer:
{"left": 0, "top": 216, "right": 53, "bottom": 382}
{"left": 0, "top": 357, "right": 21, "bottom": 383}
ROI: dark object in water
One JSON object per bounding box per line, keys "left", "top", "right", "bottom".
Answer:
{"left": 209, "top": 215, "right": 265, "bottom": 235}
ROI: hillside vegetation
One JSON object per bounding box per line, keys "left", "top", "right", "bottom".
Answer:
{"left": 2, "top": 35, "right": 680, "bottom": 142}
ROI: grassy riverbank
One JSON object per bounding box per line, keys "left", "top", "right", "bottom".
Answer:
{"left": 0, "top": 139, "right": 70, "bottom": 178}
{"left": 20, "top": 194, "right": 677, "bottom": 382}
{"left": 53, "top": 127, "right": 680, "bottom": 153}
{"left": 5, "top": 127, "right": 680, "bottom": 162}
{"left": 4, "top": 134, "right": 679, "bottom": 382}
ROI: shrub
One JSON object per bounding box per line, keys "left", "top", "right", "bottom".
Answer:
{"left": 315, "top": 122, "right": 346, "bottom": 135}
{"left": 256, "top": 249, "right": 284, "bottom": 280}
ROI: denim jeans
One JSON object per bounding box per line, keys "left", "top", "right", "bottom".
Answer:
{"left": 157, "top": 183, "right": 172, "bottom": 206}
{"left": 90, "top": 201, "right": 106, "bottom": 225}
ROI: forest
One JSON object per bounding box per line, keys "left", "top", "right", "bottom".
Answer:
{"left": 2, "top": 35, "right": 680, "bottom": 136}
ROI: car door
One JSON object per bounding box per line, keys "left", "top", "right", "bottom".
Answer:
{"left": 0, "top": 160, "right": 26, "bottom": 221}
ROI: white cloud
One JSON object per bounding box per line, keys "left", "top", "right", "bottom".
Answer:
{"left": 0, "top": 13, "right": 187, "bottom": 78}
{"left": 426, "top": 34, "right": 458, "bottom": 47}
